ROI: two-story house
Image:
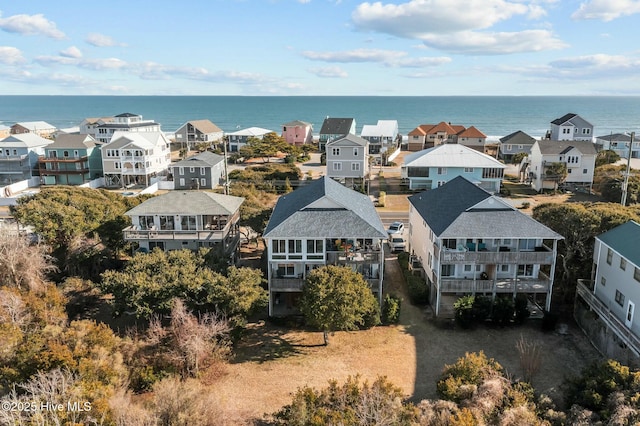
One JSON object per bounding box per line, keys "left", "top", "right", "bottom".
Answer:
{"left": 79, "top": 117, "right": 114, "bottom": 139}
{"left": 499, "top": 130, "right": 536, "bottom": 162}
{"left": 10, "top": 121, "right": 57, "bottom": 138}
{"left": 38, "top": 134, "right": 103, "bottom": 185}
{"left": 401, "top": 143, "right": 505, "bottom": 193}
{"left": 408, "top": 176, "right": 563, "bottom": 317}
{"left": 595, "top": 133, "right": 639, "bottom": 159}
{"left": 282, "top": 120, "right": 313, "bottom": 146}
{"left": 525, "top": 140, "right": 597, "bottom": 192}
{"left": 0, "top": 133, "right": 52, "bottom": 185}
{"left": 548, "top": 113, "right": 594, "bottom": 141}
{"left": 226, "top": 127, "right": 273, "bottom": 152}
{"left": 360, "top": 120, "right": 399, "bottom": 155}
{"left": 575, "top": 221, "right": 640, "bottom": 366}
{"left": 457, "top": 126, "right": 489, "bottom": 153}
{"left": 325, "top": 134, "right": 369, "bottom": 188}
{"left": 101, "top": 131, "right": 171, "bottom": 188}
{"left": 171, "top": 151, "right": 225, "bottom": 190}
{"left": 406, "top": 122, "right": 465, "bottom": 151}
{"left": 318, "top": 117, "right": 356, "bottom": 151}
{"left": 95, "top": 113, "right": 161, "bottom": 144}
{"left": 263, "top": 176, "right": 387, "bottom": 316}
{"left": 123, "top": 191, "right": 244, "bottom": 258}
{"left": 174, "top": 120, "right": 224, "bottom": 151}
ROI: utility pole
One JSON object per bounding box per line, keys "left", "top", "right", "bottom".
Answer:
{"left": 621, "top": 132, "right": 634, "bottom": 206}
{"left": 223, "top": 136, "right": 230, "bottom": 195}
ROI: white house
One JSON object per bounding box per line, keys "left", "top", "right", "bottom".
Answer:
{"left": 525, "top": 140, "right": 597, "bottom": 192}
{"left": 101, "top": 131, "right": 171, "bottom": 188}
{"left": 10, "top": 121, "right": 57, "bottom": 138}
{"left": 360, "top": 120, "right": 398, "bottom": 155}
{"left": 408, "top": 176, "right": 563, "bottom": 317}
{"left": 226, "top": 127, "right": 274, "bottom": 152}
{"left": 94, "top": 113, "right": 161, "bottom": 144}
{"left": 325, "top": 134, "right": 369, "bottom": 187}
{"left": 575, "top": 221, "right": 640, "bottom": 366}
{"left": 401, "top": 144, "right": 505, "bottom": 193}
{"left": 263, "top": 177, "right": 387, "bottom": 316}
{"left": 548, "top": 113, "right": 594, "bottom": 142}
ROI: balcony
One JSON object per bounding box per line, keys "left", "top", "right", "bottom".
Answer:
{"left": 440, "top": 272, "right": 551, "bottom": 293}
{"left": 576, "top": 280, "right": 640, "bottom": 356}
{"left": 123, "top": 226, "right": 227, "bottom": 241}
{"left": 271, "top": 278, "right": 304, "bottom": 291}
{"left": 40, "top": 156, "right": 88, "bottom": 163}
{"left": 440, "top": 245, "right": 554, "bottom": 265}
{"left": 121, "top": 167, "right": 148, "bottom": 174}
{"left": 121, "top": 155, "right": 146, "bottom": 162}
{"left": 327, "top": 250, "right": 381, "bottom": 264}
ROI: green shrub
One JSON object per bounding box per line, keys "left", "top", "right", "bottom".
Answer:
{"left": 437, "top": 351, "right": 503, "bottom": 403}
{"left": 514, "top": 294, "right": 530, "bottom": 324}
{"left": 396, "top": 253, "right": 428, "bottom": 305}
{"left": 491, "top": 296, "right": 515, "bottom": 325}
{"left": 397, "top": 252, "right": 409, "bottom": 270}
{"left": 454, "top": 295, "right": 475, "bottom": 328}
{"left": 472, "top": 295, "right": 492, "bottom": 322}
{"left": 382, "top": 294, "right": 401, "bottom": 324}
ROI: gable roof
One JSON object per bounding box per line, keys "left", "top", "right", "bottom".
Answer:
{"left": 172, "top": 151, "right": 224, "bottom": 168}
{"left": 500, "top": 130, "right": 536, "bottom": 145}
{"left": 409, "top": 176, "right": 562, "bottom": 240}
{"left": 319, "top": 118, "right": 355, "bottom": 135}
{"left": 226, "top": 127, "right": 273, "bottom": 137}
{"left": 551, "top": 113, "right": 578, "bottom": 125}
{"left": 457, "top": 126, "right": 486, "bottom": 138}
{"left": 0, "top": 133, "right": 53, "bottom": 148}
{"left": 360, "top": 120, "right": 398, "bottom": 137}
{"left": 326, "top": 134, "right": 368, "bottom": 147}
{"left": 597, "top": 221, "right": 640, "bottom": 267}
{"left": 283, "top": 120, "right": 312, "bottom": 128}
{"left": 13, "top": 121, "right": 56, "bottom": 130}
{"left": 263, "top": 176, "right": 386, "bottom": 239}
{"left": 535, "top": 140, "right": 597, "bottom": 155}
{"left": 49, "top": 134, "right": 98, "bottom": 149}
{"left": 596, "top": 133, "right": 632, "bottom": 142}
{"left": 403, "top": 143, "right": 505, "bottom": 169}
{"left": 408, "top": 124, "right": 434, "bottom": 136}
{"left": 125, "top": 191, "right": 244, "bottom": 216}
{"left": 179, "top": 120, "right": 222, "bottom": 134}
{"left": 102, "top": 131, "right": 168, "bottom": 150}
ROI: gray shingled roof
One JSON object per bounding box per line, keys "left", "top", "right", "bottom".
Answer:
{"left": 442, "top": 211, "right": 563, "bottom": 239}
{"left": 597, "top": 133, "right": 632, "bottom": 142}
{"left": 172, "top": 151, "right": 224, "bottom": 168}
{"left": 551, "top": 113, "right": 577, "bottom": 125}
{"left": 408, "top": 177, "right": 492, "bottom": 236}
{"left": 319, "top": 118, "right": 355, "bottom": 135}
{"left": 326, "top": 134, "right": 368, "bottom": 147}
{"left": 500, "top": 130, "right": 536, "bottom": 145}
{"left": 49, "top": 134, "right": 98, "bottom": 149}
{"left": 597, "top": 221, "right": 640, "bottom": 267}
{"left": 125, "top": 191, "right": 244, "bottom": 216}
{"left": 536, "top": 140, "right": 597, "bottom": 155}
{"left": 263, "top": 176, "right": 386, "bottom": 239}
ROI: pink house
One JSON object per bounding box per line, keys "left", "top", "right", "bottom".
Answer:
{"left": 282, "top": 120, "right": 313, "bottom": 146}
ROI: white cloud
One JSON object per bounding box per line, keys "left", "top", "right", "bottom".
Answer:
{"left": 85, "top": 33, "right": 124, "bottom": 47}
{"left": 421, "top": 30, "right": 567, "bottom": 54}
{"left": 308, "top": 66, "right": 349, "bottom": 78}
{"left": 302, "top": 48, "right": 450, "bottom": 67}
{"left": 0, "top": 13, "right": 65, "bottom": 39}
{"left": 60, "top": 46, "right": 82, "bottom": 59}
{"left": 572, "top": 0, "right": 640, "bottom": 21}
{"left": 499, "top": 54, "right": 640, "bottom": 80}
{"left": 0, "top": 46, "right": 25, "bottom": 65}
{"left": 351, "top": 0, "right": 565, "bottom": 54}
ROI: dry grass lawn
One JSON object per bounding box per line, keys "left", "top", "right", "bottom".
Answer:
{"left": 211, "top": 254, "right": 602, "bottom": 423}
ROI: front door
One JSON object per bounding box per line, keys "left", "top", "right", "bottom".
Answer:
{"left": 626, "top": 301, "right": 635, "bottom": 328}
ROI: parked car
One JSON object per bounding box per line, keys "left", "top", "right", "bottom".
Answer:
{"left": 387, "top": 221, "right": 404, "bottom": 235}
{"left": 389, "top": 236, "right": 406, "bottom": 252}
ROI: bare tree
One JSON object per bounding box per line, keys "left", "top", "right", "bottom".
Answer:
{"left": 0, "top": 226, "right": 56, "bottom": 292}
{"left": 0, "top": 288, "right": 31, "bottom": 329}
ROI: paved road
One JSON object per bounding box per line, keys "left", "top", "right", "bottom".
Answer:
{"left": 378, "top": 211, "right": 409, "bottom": 229}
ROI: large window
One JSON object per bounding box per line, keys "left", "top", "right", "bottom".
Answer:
{"left": 139, "top": 215, "right": 154, "bottom": 230}
{"left": 180, "top": 215, "right": 197, "bottom": 231}
{"left": 307, "top": 239, "right": 323, "bottom": 254}
{"left": 441, "top": 264, "right": 454, "bottom": 277}
{"left": 517, "top": 264, "right": 534, "bottom": 277}
{"left": 288, "top": 239, "right": 302, "bottom": 253}
{"left": 518, "top": 239, "right": 536, "bottom": 251}
{"left": 159, "top": 215, "right": 174, "bottom": 230}
{"left": 272, "top": 240, "right": 286, "bottom": 254}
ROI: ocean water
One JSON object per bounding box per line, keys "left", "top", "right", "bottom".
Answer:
{"left": 1, "top": 95, "right": 640, "bottom": 140}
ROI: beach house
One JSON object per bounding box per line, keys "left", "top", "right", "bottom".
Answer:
{"left": 93, "top": 113, "right": 161, "bottom": 144}
{"left": 360, "top": 120, "right": 399, "bottom": 155}
{"left": 171, "top": 151, "right": 225, "bottom": 190}
{"left": 282, "top": 120, "right": 313, "bottom": 146}
{"left": 101, "top": 131, "right": 171, "bottom": 188}
{"left": 406, "top": 122, "right": 465, "bottom": 151}
{"left": 325, "top": 134, "right": 369, "bottom": 188}
{"left": 456, "top": 126, "right": 489, "bottom": 153}
{"left": 575, "top": 221, "right": 640, "bottom": 366}
{"left": 548, "top": 113, "right": 594, "bottom": 142}
{"left": 318, "top": 117, "right": 356, "bottom": 151}
{"left": 595, "top": 133, "right": 639, "bottom": 159}
{"left": 263, "top": 176, "right": 387, "bottom": 316}
{"left": 408, "top": 176, "right": 563, "bottom": 317}
{"left": 525, "top": 140, "right": 597, "bottom": 192}
{"left": 174, "top": 120, "right": 224, "bottom": 151}
{"left": 401, "top": 144, "right": 505, "bottom": 193}
{"left": 123, "top": 191, "right": 244, "bottom": 258}
{"left": 226, "top": 127, "right": 274, "bottom": 152}
{"left": 38, "top": 134, "right": 103, "bottom": 185}
{"left": 0, "top": 133, "right": 52, "bottom": 186}
{"left": 10, "top": 121, "right": 57, "bottom": 138}
{"left": 499, "top": 130, "right": 537, "bottom": 162}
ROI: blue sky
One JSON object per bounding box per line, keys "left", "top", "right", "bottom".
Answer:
{"left": 1, "top": 0, "right": 640, "bottom": 96}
